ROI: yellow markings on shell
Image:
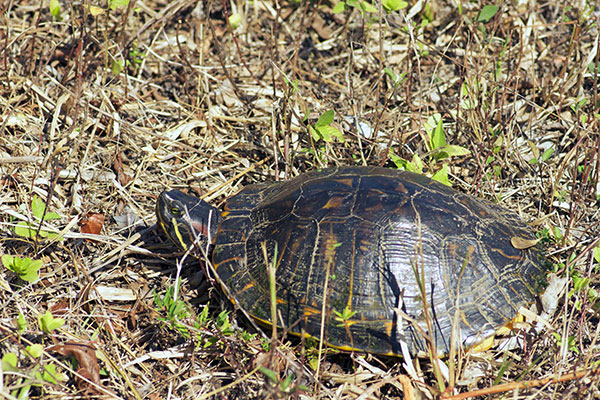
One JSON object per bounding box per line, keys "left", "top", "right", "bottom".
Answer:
{"left": 384, "top": 321, "right": 394, "bottom": 337}
{"left": 322, "top": 196, "right": 344, "bottom": 209}
{"left": 469, "top": 335, "right": 495, "bottom": 353}
{"left": 467, "top": 312, "right": 526, "bottom": 354}
{"left": 236, "top": 281, "right": 255, "bottom": 295}
{"left": 459, "top": 310, "right": 471, "bottom": 329}
{"left": 248, "top": 310, "right": 400, "bottom": 357}
{"left": 213, "top": 256, "right": 243, "bottom": 270}
{"left": 303, "top": 306, "right": 321, "bottom": 317}
{"left": 490, "top": 246, "right": 522, "bottom": 260}
{"left": 358, "top": 238, "right": 371, "bottom": 252}
{"left": 497, "top": 310, "right": 524, "bottom": 335}
{"left": 335, "top": 178, "right": 355, "bottom": 187}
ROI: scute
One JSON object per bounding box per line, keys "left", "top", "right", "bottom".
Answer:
{"left": 210, "top": 166, "right": 546, "bottom": 355}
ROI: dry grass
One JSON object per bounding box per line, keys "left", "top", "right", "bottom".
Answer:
{"left": 1, "top": 0, "right": 599, "bottom": 399}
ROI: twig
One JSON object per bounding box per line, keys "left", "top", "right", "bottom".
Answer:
{"left": 442, "top": 368, "right": 600, "bottom": 399}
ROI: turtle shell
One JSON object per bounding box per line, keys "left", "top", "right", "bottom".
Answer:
{"left": 208, "top": 166, "right": 546, "bottom": 355}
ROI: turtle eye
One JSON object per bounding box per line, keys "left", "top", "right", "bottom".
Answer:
{"left": 171, "top": 207, "right": 181, "bottom": 216}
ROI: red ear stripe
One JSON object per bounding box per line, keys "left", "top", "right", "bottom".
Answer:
{"left": 190, "top": 218, "right": 209, "bottom": 237}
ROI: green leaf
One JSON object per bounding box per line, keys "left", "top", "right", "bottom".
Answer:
{"left": 432, "top": 164, "right": 452, "bottom": 186}
{"left": 13, "top": 196, "right": 61, "bottom": 240}
{"left": 382, "top": 0, "right": 407, "bottom": 12}
{"left": 431, "top": 144, "right": 471, "bottom": 161}
{"left": 49, "top": 0, "right": 61, "bottom": 18}
{"left": 572, "top": 275, "right": 589, "bottom": 292}
{"left": 594, "top": 246, "right": 600, "bottom": 264}
{"left": 108, "top": 0, "right": 129, "bottom": 10}
{"left": 198, "top": 303, "right": 210, "bottom": 325}
{"left": 17, "top": 313, "right": 27, "bottom": 333}
{"left": 359, "top": 1, "right": 377, "bottom": 13}
{"left": 39, "top": 310, "right": 65, "bottom": 334}
{"left": 477, "top": 4, "right": 499, "bottom": 22}
{"left": 430, "top": 118, "right": 446, "bottom": 149}
{"left": 424, "top": 113, "right": 442, "bottom": 151}
{"left": 29, "top": 195, "right": 60, "bottom": 221}
{"left": 309, "top": 126, "right": 319, "bottom": 141}
{"left": 384, "top": 68, "right": 407, "bottom": 87}
{"left": 21, "top": 260, "right": 42, "bottom": 283}
{"left": 3, "top": 255, "right": 43, "bottom": 282}
{"left": 389, "top": 152, "right": 424, "bottom": 174}
{"left": 44, "top": 211, "right": 61, "bottom": 221}
{"left": 228, "top": 13, "right": 242, "bottom": 30}
{"left": 259, "top": 366, "right": 278, "bottom": 383}
{"left": 31, "top": 195, "right": 47, "bottom": 220}
{"left": 541, "top": 147, "right": 554, "bottom": 162}
{"left": 281, "top": 373, "right": 293, "bottom": 391}
{"left": 334, "top": 306, "right": 358, "bottom": 326}
{"left": 384, "top": 67, "right": 398, "bottom": 83}
{"left": 283, "top": 76, "right": 299, "bottom": 93}
{"left": 2, "top": 352, "right": 18, "bottom": 372}
{"left": 27, "top": 344, "right": 44, "bottom": 358}
{"left": 388, "top": 150, "right": 404, "bottom": 169}
{"left": 315, "top": 110, "right": 334, "bottom": 127}
{"left": 36, "top": 363, "right": 66, "bottom": 384}
{"left": 315, "top": 125, "right": 344, "bottom": 142}
{"left": 411, "top": 153, "right": 424, "bottom": 173}
{"left": 332, "top": 2, "right": 346, "bottom": 13}
{"left": 2, "top": 254, "right": 14, "bottom": 269}
{"left": 111, "top": 59, "right": 124, "bottom": 75}
{"left": 14, "top": 221, "right": 35, "bottom": 238}
{"left": 310, "top": 111, "right": 344, "bottom": 142}
{"left": 216, "top": 310, "right": 232, "bottom": 334}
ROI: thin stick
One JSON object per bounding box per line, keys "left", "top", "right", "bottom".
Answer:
{"left": 443, "top": 368, "right": 600, "bottom": 400}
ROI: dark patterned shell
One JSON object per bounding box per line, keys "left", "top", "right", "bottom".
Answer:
{"left": 211, "top": 166, "right": 546, "bottom": 355}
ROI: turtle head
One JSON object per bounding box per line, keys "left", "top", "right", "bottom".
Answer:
{"left": 156, "top": 190, "right": 221, "bottom": 251}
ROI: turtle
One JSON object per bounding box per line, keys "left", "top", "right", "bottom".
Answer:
{"left": 155, "top": 166, "right": 547, "bottom": 355}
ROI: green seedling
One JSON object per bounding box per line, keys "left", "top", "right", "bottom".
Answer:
{"left": 154, "top": 286, "right": 192, "bottom": 338}
{"left": 391, "top": 114, "right": 469, "bottom": 185}
{"left": 2, "top": 346, "right": 66, "bottom": 399}
{"left": 333, "top": 0, "right": 377, "bottom": 15}
{"left": 108, "top": 0, "right": 129, "bottom": 10}
{"left": 334, "top": 306, "right": 357, "bottom": 327}
{"left": 309, "top": 110, "right": 344, "bottom": 143}
{"left": 228, "top": 13, "right": 242, "bottom": 30}
{"left": 477, "top": 4, "right": 499, "bottom": 23}
{"left": 425, "top": 114, "right": 470, "bottom": 161}
{"left": 2, "top": 255, "right": 43, "bottom": 282}
{"left": 17, "top": 312, "right": 27, "bottom": 334}
{"left": 203, "top": 310, "right": 234, "bottom": 348}
{"left": 49, "top": 0, "right": 61, "bottom": 19}
{"left": 14, "top": 195, "right": 61, "bottom": 240}
{"left": 382, "top": 0, "right": 408, "bottom": 12}
{"left": 260, "top": 367, "right": 308, "bottom": 395}
{"left": 38, "top": 310, "right": 65, "bottom": 334}
{"left": 384, "top": 68, "right": 408, "bottom": 89}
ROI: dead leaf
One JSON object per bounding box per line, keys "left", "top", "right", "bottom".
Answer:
{"left": 49, "top": 300, "right": 70, "bottom": 316}
{"left": 113, "top": 151, "right": 131, "bottom": 186}
{"left": 80, "top": 212, "right": 105, "bottom": 235}
{"left": 511, "top": 236, "right": 540, "bottom": 249}
{"left": 48, "top": 342, "right": 103, "bottom": 396}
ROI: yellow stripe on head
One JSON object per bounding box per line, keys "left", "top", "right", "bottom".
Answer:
{"left": 171, "top": 216, "right": 188, "bottom": 250}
